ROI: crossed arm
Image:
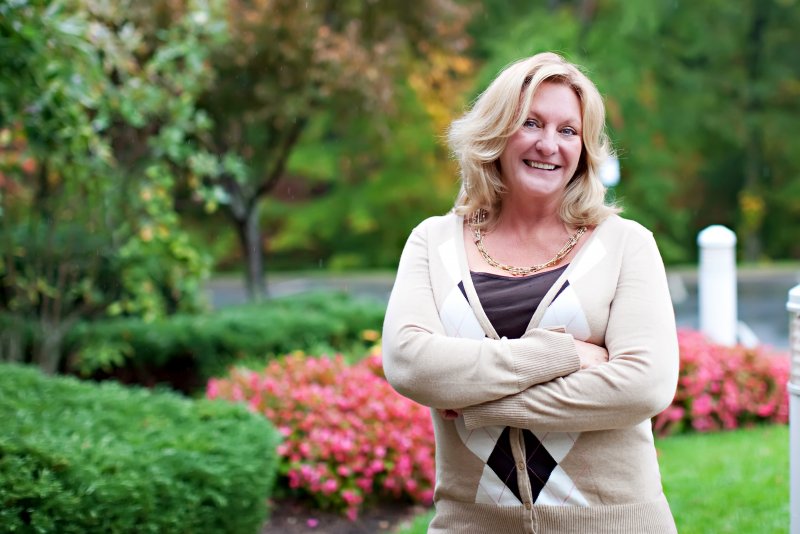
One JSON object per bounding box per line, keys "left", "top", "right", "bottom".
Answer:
{"left": 382, "top": 223, "right": 679, "bottom": 433}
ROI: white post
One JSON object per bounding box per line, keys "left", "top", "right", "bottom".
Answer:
{"left": 787, "top": 285, "right": 800, "bottom": 534}
{"left": 697, "top": 225, "right": 737, "bottom": 346}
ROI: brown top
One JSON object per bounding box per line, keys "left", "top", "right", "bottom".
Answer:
{"left": 471, "top": 264, "right": 568, "bottom": 339}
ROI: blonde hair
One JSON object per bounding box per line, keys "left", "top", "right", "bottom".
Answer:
{"left": 448, "top": 52, "right": 619, "bottom": 228}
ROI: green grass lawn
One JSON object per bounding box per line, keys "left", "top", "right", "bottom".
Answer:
{"left": 660, "top": 424, "right": 789, "bottom": 533}
{"left": 395, "top": 425, "right": 790, "bottom": 534}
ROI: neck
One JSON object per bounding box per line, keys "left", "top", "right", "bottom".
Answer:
{"left": 495, "top": 196, "right": 566, "bottom": 241}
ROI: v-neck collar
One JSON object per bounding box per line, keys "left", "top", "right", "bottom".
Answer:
{"left": 453, "top": 214, "right": 610, "bottom": 340}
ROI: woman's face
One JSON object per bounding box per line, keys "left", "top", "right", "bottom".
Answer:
{"left": 498, "top": 81, "right": 583, "bottom": 204}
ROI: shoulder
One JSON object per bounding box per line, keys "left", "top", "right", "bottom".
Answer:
{"left": 598, "top": 214, "right": 652, "bottom": 236}
{"left": 596, "top": 214, "right": 655, "bottom": 248}
{"left": 409, "top": 211, "right": 460, "bottom": 241}
{"left": 593, "top": 215, "right": 663, "bottom": 260}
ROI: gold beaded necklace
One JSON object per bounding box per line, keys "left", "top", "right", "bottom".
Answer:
{"left": 469, "top": 211, "right": 586, "bottom": 277}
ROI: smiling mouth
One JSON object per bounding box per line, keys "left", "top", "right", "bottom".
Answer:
{"left": 524, "top": 160, "right": 558, "bottom": 170}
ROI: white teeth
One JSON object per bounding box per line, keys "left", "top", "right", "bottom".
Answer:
{"left": 525, "top": 160, "right": 556, "bottom": 170}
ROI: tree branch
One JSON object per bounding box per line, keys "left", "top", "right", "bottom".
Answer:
{"left": 251, "top": 116, "right": 308, "bottom": 209}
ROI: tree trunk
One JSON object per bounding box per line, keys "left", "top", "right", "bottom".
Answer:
{"left": 741, "top": 0, "right": 769, "bottom": 262}
{"left": 235, "top": 205, "right": 267, "bottom": 302}
{"left": 33, "top": 321, "right": 68, "bottom": 374}
{"left": 0, "top": 321, "right": 24, "bottom": 363}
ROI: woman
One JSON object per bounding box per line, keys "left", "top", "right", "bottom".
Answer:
{"left": 382, "top": 52, "right": 679, "bottom": 533}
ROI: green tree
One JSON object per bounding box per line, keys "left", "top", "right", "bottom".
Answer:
{"left": 0, "top": 0, "right": 222, "bottom": 372}
{"left": 191, "top": 0, "right": 471, "bottom": 299}
{"left": 467, "top": 0, "right": 800, "bottom": 263}
{"left": 262, "top": 81, "right": 468, "bottom": 271}
{"left": 649, "top": 0, "right": 800, "bottom": 261}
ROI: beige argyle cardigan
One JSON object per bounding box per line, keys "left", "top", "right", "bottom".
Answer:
{"left": 383, "top": 212, "right": 679, "bottom": 534}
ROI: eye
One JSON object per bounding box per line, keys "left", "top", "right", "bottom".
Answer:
{"left": 561, "top": 126, "right": 578, "bottom": 136}
{"left": 523, "top": 118, "right": 540, "bottom": 129}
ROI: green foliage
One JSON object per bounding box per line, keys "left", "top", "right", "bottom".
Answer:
{"left": 466, "top": 0, "right": 800, "bottom": 263}
{"left": 65, "top": 292, "right": 387, "bottom": 392}
{"left": 0, "top": 0, "right": 223, "bottom": 371}
{"left": 0, "top": 1, "right": 120, "bottom": 371}
{"left": 264, "top": 83, "right": 458, "bottom": 271}
{"left": 462, "top": 2, "right": 690, "bottom": 263}
{"left": 179, "top": 0, "right": 470, "bottom": 296}
{"left": 0, "top": 363, "right": 281, "bottom": 533}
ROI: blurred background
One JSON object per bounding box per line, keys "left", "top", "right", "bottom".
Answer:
{"left": 2, "top": 3, "right": 797, "bottom": 532}
{"left": 2, "top": 0, "right": 800, "bottom": 367}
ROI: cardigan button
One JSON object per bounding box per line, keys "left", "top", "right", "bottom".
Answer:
{"left": 524, "top": 502, "right": 532, "bottom": 510}
{"left": 517, "top": 461, "right": 524, "bottom": 470}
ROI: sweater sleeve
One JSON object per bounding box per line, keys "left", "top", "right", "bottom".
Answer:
{"left": 382, "top": 220, "right": 581, "bottom": 409}
{"left": 461, "top": 231, "right": 679, "bottom": 432}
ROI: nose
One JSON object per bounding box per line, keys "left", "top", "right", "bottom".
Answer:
{"left": 535, "top": 130, "right": 557, "bottom": 155}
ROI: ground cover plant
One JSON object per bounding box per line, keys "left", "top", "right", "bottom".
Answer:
{"left": 659, "top": 424, "right": 789, "bottom": 533}
{"left": 0, "top": 363, "right": 281, "bottom": 533}
{"left": 207, "top": 348, "right": 435, "bottom": 520}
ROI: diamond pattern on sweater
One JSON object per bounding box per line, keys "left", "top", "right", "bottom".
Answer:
{"left": 455, "top": 418, "right": 521, "bottom": 505}
{"left": 539, "top": 284, "right": 591, "bottom": 341}
{"left": 486, "top": 427, "right": 522, "bottom": 503}
{"left": 436, "top": 235, "right": 589, "bottom": 508}
{"left": 531, "top": 431, "right": 589, "bottom": 506}
{"left": 438, "top": 238, "right": 461, "bottom": 283}
{"left": 454, "top": 417, "right": 504, "bottom": 462}
{"left": 522, "top": 429, "right": 558, "bottom": 502}
{"left": 536, "top": 465, "right": 590, "bottom": 506}
{"left": 476, "top": 464, "right": 523, "bottom": 505}
{"left": 440, "top": 285, "right": 484, "bottom": 340}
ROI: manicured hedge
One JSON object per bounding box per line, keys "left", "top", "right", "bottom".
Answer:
{"left": 0, "top": 364, "right": 281, "bottom": 533}
{"left": 64, "top": 291, "right": 386, "bottom": 392}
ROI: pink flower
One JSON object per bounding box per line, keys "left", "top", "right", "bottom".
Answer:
{"left": 652, "top": 329, "right": 790, "bottom": 437}
{"left": 321, "top": 478, "right": 339, "bottom": 495}
{"left": 207, "top": 351, "right": 438, "bottom": 517}
{"left": 206, "top": 379, "right": 220, "bottom": 399}
{"left": 692, "top": 395, "right": 713, "bottom": 417}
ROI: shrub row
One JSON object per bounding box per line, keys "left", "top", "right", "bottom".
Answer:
{"left": 64, "top": 291, "right": 386, "bottom": 393}
{"left": 653, "top": 329, "right": 790, "bottom": 436}
{"left": 207, "top": 349, "right": 435, "bottom": 520}
{"left": 0, "top": 364, "right": 281, "bottom": 533}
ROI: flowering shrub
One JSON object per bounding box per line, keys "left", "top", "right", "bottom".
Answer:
{"left": 207, "top": 348, "right": 434, "bottom": 520}
{"left": 653, "top": 329, "right": 790, "bottom": 437}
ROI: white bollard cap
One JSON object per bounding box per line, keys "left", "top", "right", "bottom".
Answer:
{"left": 697, "top": 225, "right": 737, "bottom": 248}
{"left": 788, "top": 284, "right": 800, "bottom": 313}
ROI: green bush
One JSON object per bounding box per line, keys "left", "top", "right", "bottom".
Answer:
{"left": 0, "top": 364, "right": 281, "bottom": 533}
{"left": 64, "top": 292, "right": 386, "bottom": 392}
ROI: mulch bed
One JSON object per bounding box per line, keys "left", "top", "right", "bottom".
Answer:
{"left": 261, "top": 498, "right": 426, "bottom": 534}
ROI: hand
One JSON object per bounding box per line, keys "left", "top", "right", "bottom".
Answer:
{"left": 437, "top": 409, "right": 461, "bottom": 420}
{"left": 574, "top": 339, "right": 609, "bottom": 369}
